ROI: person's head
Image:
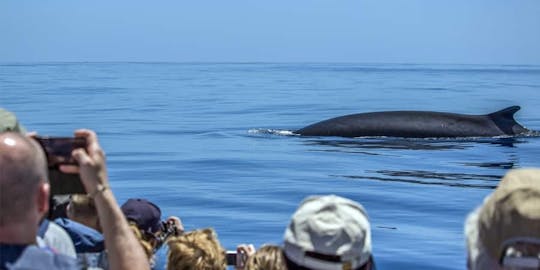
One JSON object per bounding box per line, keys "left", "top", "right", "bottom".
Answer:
{"left": 465, "top": 168, "right": 540, "bottom": 270}
{"left": 166, "top": 228, "right": 227, "bottom": 270}
{"left": 245, "top": 244, "right": 287, "bottom": 270}
{"left": 0, "top": 132, "right": 49, "bottom": 242}
{"left": 67, "top": 194, "right": 100, "bottom": 232}
{"left": 121, "top": 198, "right": 162, "bottom": 248}
{"left": 283, "top": 195, "right": 374, "bottom": 270}
{"left": 121, "top": 198, "right": 161, "bottom": 233}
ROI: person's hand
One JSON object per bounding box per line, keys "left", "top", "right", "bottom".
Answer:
{"left": 235, "top": 244, "right": 255, "bottom": 270}
{"left": 60, "top": 129, "right": 109, "bottom": 195}
{"left": 166, "top": 216, "right": 184, "bottom": 236}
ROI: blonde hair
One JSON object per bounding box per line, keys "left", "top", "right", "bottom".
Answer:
{"left": 166, "top": 228, "right": 227, "bottom": 270}
{"left": 245, "top": 245, "right": 287, "bottom": 270}
{"left": 68, "top": 194, "right": 97, "bottom": 218}
{"left": 129, "top": 224, "right": 154, "bottom": 260}
{"left": 67, "top": 194, "right": 101, "bottom": 231}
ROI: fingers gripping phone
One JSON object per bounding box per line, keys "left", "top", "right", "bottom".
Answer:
{"left": 34, "top": 136, "right": 87, "bottom": 195}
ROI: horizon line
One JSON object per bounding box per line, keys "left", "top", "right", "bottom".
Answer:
{"left": 1, "top": 61, "right": 539, "bottom": 67}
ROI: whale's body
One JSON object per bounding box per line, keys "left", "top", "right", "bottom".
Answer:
{"left": 295, "top": 106, "right": 531, "bottom": 138}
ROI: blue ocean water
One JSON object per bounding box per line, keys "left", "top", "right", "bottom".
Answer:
{"left": 1, "top": 63, "right": 540, "bottom": 269}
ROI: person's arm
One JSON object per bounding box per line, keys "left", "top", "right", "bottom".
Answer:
{"left": 69, "top": 129, "right": 150, "bottom": 270}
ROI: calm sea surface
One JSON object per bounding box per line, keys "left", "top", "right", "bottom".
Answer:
{"left": 1, "top": 63, "right": 540, "bottom": 269}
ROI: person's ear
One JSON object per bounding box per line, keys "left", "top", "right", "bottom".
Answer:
{"left": 37, "top": 182, "right": 50, "bottom": 217}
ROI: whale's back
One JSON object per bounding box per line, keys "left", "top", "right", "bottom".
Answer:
{"left": 296, "top": 106, "right": 529, "bottom": 138}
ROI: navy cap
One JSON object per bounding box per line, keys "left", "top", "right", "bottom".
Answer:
{"left": 121, "top": 198, "right": 162, "bottom": 233}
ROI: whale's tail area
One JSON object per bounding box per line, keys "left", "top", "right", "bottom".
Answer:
{"left": 487, "top": 106, "right": 529, "bottom": 135}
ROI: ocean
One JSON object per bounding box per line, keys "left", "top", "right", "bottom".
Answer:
{"left": 1, "top": 63, "right": 540, "bottom": 269}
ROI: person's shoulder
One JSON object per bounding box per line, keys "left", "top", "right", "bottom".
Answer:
{"left": 6, "top": 245, "right": 78, "bottom": 270}
{"left": 43, "top": 220, "right": 77, "bottom": 258}
{"left": 55, "top": 218, "right": 99, "bottom": 235}
{"left": 54, "top": 218, "right": 105, "bottom": 253}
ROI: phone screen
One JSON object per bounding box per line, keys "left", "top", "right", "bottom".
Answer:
{"left": 34, "top": 136, "right": 87, "bottom": 195}
{"left": 226, "top": 251, "right": 237, "bottom": 266}
{"left": 34, "top": 136, "right": 87, "bottom": 168}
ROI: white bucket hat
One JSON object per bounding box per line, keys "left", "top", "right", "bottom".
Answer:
{"left": 284, "top": 195, "right": 372, "bottom": 270}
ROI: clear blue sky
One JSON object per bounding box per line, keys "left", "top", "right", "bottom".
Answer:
{"left": 1, "top": 0, "right": 539, "bottom": 64}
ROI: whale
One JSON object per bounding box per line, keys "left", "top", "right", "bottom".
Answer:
{"left": 295, "top": 106, "right": 533, "bottom": 138}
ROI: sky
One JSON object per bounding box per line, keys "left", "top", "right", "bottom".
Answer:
{"left": 1, "top": 0, "right": 539, "bottom": 65}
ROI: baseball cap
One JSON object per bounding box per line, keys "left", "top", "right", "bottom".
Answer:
{"left": 477, "top": 168, "right": 540, "bottom": 260}
{"left": 0, "top": 108, "right": 27, "bottom": 133}
{"left": 121, "top": 198, "right": 162, "bottom": 234}
{"left": 283, "top": 195, "right": 372, "bottom": 270}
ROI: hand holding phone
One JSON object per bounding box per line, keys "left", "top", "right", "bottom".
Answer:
{"left": 227, "top": 244, "right": 255, "bottom": 269}
{"left": 33, "top": 136, "right": 87, "bottom": 195}
{"left": 227, "top": 251, "right": 248, "bottom": 267}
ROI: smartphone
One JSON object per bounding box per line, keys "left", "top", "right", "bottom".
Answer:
{"left": 226, "top": 251, "right": 246, "bottom": 267}
{"left": 34, "top": 136, "right": 87, "bottom": 195}
{"left": 226, "top": 251, "right": 237, "bottom": 266}
{"left": 34, "top": 136, "right": 87, "bottom": 168}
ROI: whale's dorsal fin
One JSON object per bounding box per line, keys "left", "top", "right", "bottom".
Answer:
{"left": 488, "top": 106, "right": 520, "bottom": 120}
{"left": 487, "top": 106, "right": 529, "bottom": 135}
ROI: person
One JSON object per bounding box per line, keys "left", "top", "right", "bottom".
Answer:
{"left": 121, "top": 198, "right": 184, "bottom": 268}
{"left": 66, "top": 194, "right": 101, "bottom": 232}
{"left": 283, "top": 194, "right": 375, "bottom": 270}
{"left": 464, "top": 168, "right": 540, "bottom": 270}
{"left": 0, "top": 130, "right": 150, "bottom": 270}
{"left": 166, "top": 228, "right": 227, "bottom": 270}
{"left": 121, "top": 198, "right": 163, "bottom": 243}
{"left": 56, "top": 215, "right": 106, "bottom": 269}
{"left": 121, "top": 198, "right": 184, "bottom": 252}
{"left": 0, "top": 132, "right": 77, "bottom": 269}
{"left": 38, "top": 217, "right": 77, "bottom": 258}
{"left": 244, "top": 244, "right": 287, "bottom": 270}
{"left": 54, "top": 194, "right": 105, "bottom": 260}
{"left": 1, "top": 108, "right": 77, "bottom": 258}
